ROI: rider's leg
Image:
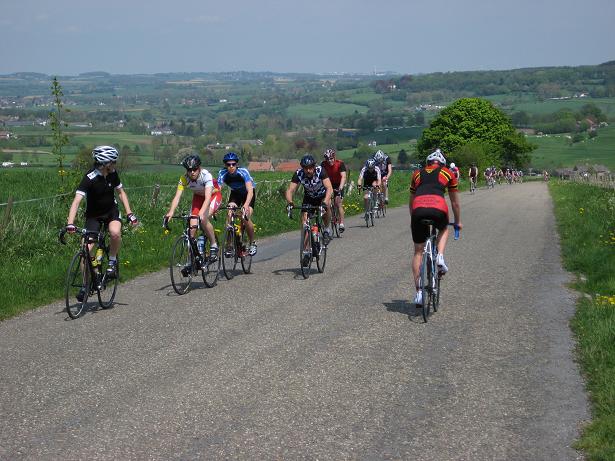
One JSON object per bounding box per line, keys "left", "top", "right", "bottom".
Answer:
{"left": 108, "top": 219, "right": 122, "bottom": 258}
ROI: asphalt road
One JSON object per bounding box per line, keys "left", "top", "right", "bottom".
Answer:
{"left": 0, "top": 181, "right": 589, "bottom": 460}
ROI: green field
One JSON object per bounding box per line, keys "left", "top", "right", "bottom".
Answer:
{"left": 529, "top": 126, "right": 615, "bottom": 171}
{"left": 511, "top": 97, "right": 615, "bottom": 117}
{"left": 287, "top": 102, "right": 369, "bottom": 119}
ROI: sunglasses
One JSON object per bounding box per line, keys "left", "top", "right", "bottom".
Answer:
{"left": 225, "top": 162, "right": 237, "bottom": 167}
{"left": 186, "top": 167, "right": 199, "bottom": 172}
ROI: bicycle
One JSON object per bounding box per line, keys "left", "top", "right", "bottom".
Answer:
{"left": 59, "top": 222, "right": 119, "bottom": 319}
{"left": 360, "top": 186, "right": 377, "bottom": 227}
{"left": 375, "top": 189, "right": 386, "bottom": 218}
{"left": 164, "top": 214, "right": 220, "bottom": 295}
{"left": 469, "top": 177, "right": 477, "bottom": 194}
{"left": 329, "top": 193, "right": 341, "bottom": 238}
{"left": 416, "top": 221, "right": 459, "bottom": 323}
{"left": 288, "top": 204, "right": 328, "bottom": 279}
{"left": 219, "top": 205, "right": 253, "bottom": 280}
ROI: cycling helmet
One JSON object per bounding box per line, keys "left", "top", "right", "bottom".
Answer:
{"left": 92, "top": 145, "right": 119, "bottom": 164}
{"left": 450, "top": 162, "right": 456, "bottom": 168}
{"left": 223, "top": 151, "right": 239, "bottom": 163}
{"left": 426, "top": 148, "right": 446, "bottom": 165}
{"left": 300, "top": 154, "right": 316, "bottom": 167}
{"left": 324, "top": 148, "right": 336, "bottom": 160}
{"left": 366, "top": 158, "right": 376, "bottom": 169}
{"left": 181, "top": 154, "right": 201, "bottom": 170}
{"left": 374, "top": 150, "right": 385, "bottom": 162}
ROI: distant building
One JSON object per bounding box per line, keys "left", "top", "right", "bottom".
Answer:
{"left": 275, "top": 160, "right": 301, "bottom": 172}
{"left": 247, "top": 161, "right": 274, "bottom": 172}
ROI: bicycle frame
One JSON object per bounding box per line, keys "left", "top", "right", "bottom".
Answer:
{"left": 288, "top": 204, "right": 327, "bottom": 278}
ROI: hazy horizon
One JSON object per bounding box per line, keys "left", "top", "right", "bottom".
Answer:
{"left": 1, "top": 0, "right": 614, "bottom": 76}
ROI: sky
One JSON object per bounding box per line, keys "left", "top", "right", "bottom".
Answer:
{"left": 1, "top": 0, "right": 614, "bottom": 76}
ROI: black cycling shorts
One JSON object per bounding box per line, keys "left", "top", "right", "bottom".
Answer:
{"left": 302, "top": 195, "right": 325, "bottom": 208}
{"left": 332, "top": 185, "right": 345, "bottom": 199}
{"left": 411, "top": 208, "right": 448, "bottom": 244}
{"left": 229, "top": 189, "right": 256, "bottom": 209}
{"left": 85, "top": 207, "right": 120, "bottom": 232}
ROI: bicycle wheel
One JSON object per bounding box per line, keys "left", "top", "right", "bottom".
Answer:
{"left": 97, "top": 248, "right": 119, "bottom": 308}
{"left": 370, "top": 208, "right": 375, "bottom": 227}
{"left": 381, "top": 198, "right": 386, "bottom": 217}
{"left": 170, "top": 235, "right": 193, "bottom": 295}
{"left": 240, "top": 227, "right": 252, "bottom": 274}
{"left": 433, "top": 272, "right": 441, "bottom": 312}
{"left": 331, "top": 204, "right": 340, "bottom": 238}
{"left": 420, "top": 254, "right": 432, "bottom": 323}
{"left": 201, "top": 237, "right": 220, "bottom": 288}
{"left": 300, "top": 225, "right": 312, "bottom": 279}
{"left": 316, "top": 230, "right": 327, "bottom": 273}
{"left": 65, "top": 251, "right": 90, "bottom": 319}
{"left": 222, "top": 227, "right": 237, "bottom": 280}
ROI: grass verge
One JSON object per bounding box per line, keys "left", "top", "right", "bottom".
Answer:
{"left": 550, "top": 180, "right": 615, "bottom": 460}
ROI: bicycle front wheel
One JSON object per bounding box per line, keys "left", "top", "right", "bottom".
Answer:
{"left": 222, "top": 227, "right": 237, "bottom": 280}
{"left": 300, "top": 225, "right": 312, "bottom": 279}
{"left": 65, "top": 251, "right": 90, "bottom": 319}
{"left": 240, "top": 227, "right": 252, "bottom": 274}
{"left": 316, "top": 233, "right": 327, "bottom": 273}
{"left": 97, "top": 250, "right": 118, "bottom": 309}
{"left": 420, "top": 254, "right": 432, "bottom": 323}
{"left": 201, "top": 237, "right": 220, "bottom": 288}
{"left": 331, "top": 205, "right": 340, "bottom": 238}
{"left": 170, "top": 235, "right": 193, "bottom": 295}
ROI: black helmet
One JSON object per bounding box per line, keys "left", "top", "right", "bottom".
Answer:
{"left": 300, "top": 154, "right": 316, "bottom": 167}
{"left": 181, "top": 154, "right": 201, "bottom": 169}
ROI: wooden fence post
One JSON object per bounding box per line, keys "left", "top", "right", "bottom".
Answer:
{"left": 151, "top": 184, "right": 161, "bottom": 207}
{"left": 0, "top": 196, "right": 13, "bottom": 237}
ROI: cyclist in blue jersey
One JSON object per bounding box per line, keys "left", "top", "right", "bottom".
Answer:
{"left": 217, "top": 152, "right": 258, "bottom": 256}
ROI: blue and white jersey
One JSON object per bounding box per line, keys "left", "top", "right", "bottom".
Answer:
{"left": 217, "top": 167, "right": 255, "bottom": 194}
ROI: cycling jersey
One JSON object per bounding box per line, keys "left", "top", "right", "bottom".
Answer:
{"left": 376, "top": 155, "right": 392, "bottom": 178}
{"left": 450, "top": 166, "right": 460, "bottom": 180}
{"left": 410, "top": 166, "right": 457, "bottom": 213}
{"left": 469, "top": 166, "right": 478, "bottom": 178}
{"left": 291, "top": 166, "right": 328, "bottom": 199}
{"left": 217, "top": 167, "right": 256, "bottom": 194}
{"left": 359, "top": 166, "right": 381, "bottom": 185}
{"left": 320, "top": 160, "right": 346, "bottom": 188}
{"left": 76, "top": 169, "right": 122, "bottom": 218}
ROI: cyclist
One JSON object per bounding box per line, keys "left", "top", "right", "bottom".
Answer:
{"left": 373, "top": 150, "right": 393, "bottom": 204}
{"left": 320, "top": 148, "right": 347, "bottom": 232}
{"left": 285, "top": 154, "right": 334, "bottom": 241}
{"left": 449, "top": 162, "right": 460, "bottom": 181}
{"left": 357, "top": 158, "right": 382, "bottom": 212}
{"left": 484, "top": 166, "right": 494, "bottom": 188}
{"left": 66, "top": 146, "right": 139, "bottom": 293}
{"left": 217, "top": 151, "right": 258, "bottom": 256}
{"left": 164, "top": 154, "right": 221, "bottom": 261}
{"left": 468, "top": 162, "right": 479, "bottom": 190}
{"left": 409, "top": 148, "right": 461, "bottom": 307}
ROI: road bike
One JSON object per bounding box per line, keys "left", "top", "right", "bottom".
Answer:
{"left": 164, "top": 214, "right": 220, "bottom": 295}
{"left": 59, "top": 222, "right": 119, "bottom": 319}
{"left": 329, "top": 192, "right": 341, "bottom": 238}
{"left": 375, "top": 190, "right": 386, "bottom": 218}
{"left": 288, "top": 204, "right": 328, "bottom": 279}
{"left": 360, "top": 186, "right": 377, "bottom": 227}
{"left": 469, "top": 176, "right": 477, "bottom": 194}
{"left": 416, "top": 221, "right": 459, "bottom": 323}
{"left": 219, "top": 205, "right": 252, "bottom": 280}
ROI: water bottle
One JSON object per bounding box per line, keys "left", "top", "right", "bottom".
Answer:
{"left": 197, "top": 235, "right": 205, "bottom": 254}
{"left": 311, "top": 224, "right": 319, "bottom": 241}
{"left": 92, "top": 248, "right": 104, "bottom": 267}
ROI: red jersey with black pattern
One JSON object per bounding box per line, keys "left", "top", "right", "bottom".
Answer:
{"left": 410, "top": 165, "right": 458, "bottom": 213}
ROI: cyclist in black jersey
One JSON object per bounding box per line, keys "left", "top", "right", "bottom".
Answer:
{"left": 285, "top": 154, "right": 333, "bottom": 238}
{"left": 357, "top": 158, "right": 382, "bottom": 211}
{"left": 66, "top": 146, "right": 138, "bottom": 287}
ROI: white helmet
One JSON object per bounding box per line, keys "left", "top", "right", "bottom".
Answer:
{"left": 426, "top": 148, "right": 446, "bottom": 165}
{"left": 450, "top": 162, "right": 456, "bottom": 168}
{"left": 92, "top": 145, "right": 119, "bottom": 163}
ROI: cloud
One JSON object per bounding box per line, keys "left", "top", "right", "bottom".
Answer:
{"left": 184, "top": 15, "right": 222, "bottom": 25}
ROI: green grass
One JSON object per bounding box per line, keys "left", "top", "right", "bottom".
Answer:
{"left": 286, "top": 102, "right": 368, "bottom": 119}
{"left": 511, "top": 97, "right": 615, "bottom": 117}
{"left": 0, "top": 168, "right": 410, "bottom": 320}
{"left": 529, "top": 126, "right": 615, "bottom": 171}
{"left": 550, "top": 181, "right": 615, "bottom": 460}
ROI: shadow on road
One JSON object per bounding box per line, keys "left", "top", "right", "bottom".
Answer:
{"left": 383, "top": 299, "right": 424, "bottom": 321}
{"left": 271, "top": 268, "right": 310, "bottom": 280}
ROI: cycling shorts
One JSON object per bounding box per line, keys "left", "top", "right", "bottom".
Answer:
{"left": 85, "top": 206, "right": 120, "bottom": 232}
{"left": 191, "top": 191, "right": 222, "bottom": 216}
{"left": 332, "top": 186, "right": 344, "bottom": 199}
{"left": 411, "top": 208, "right": 448, "bottom": 244}
{"left": 302, "top": 194, "right": 325, "bottom": 208}
{"left": 228, "top": 189, "right": 256, "bottom": 209}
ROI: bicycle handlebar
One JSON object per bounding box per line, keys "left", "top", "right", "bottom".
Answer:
{"left": 286, "top": 204, "right": 325, "bottom": 219}
{"left": 58, "top": 226, "right": 102, "bottom": 245}
{"left": 162, "top": 214, "right": 201, "bottom": 231}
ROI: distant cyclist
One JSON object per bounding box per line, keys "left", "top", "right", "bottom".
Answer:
{"left": 66, "top": 146, "right": 139, "bottom": 290}
{"left": 373, "top": 150, "right": 393, "bottom": 204}
{"left": 449, "top": 162, "right": 460, "bottom": 181}
{"left": 468, "top": 162, "right": 479, "bottom": 189}
{"left": 217, "top": 151, "right": 258, "bottom": 256}
{"left": 285, "top": 154, "right": 333, "bottom": 240}
{"left": 357, "top": 158, "right": 382, "bottom": 211}
{"left": 164, "top": 154, "right": 221, "bottom": 261}
{"left": 321, "top": 148, "right": 347, "bottom": 232}
{"left": 409, "top": 149, "right": 461, "bottom": 307}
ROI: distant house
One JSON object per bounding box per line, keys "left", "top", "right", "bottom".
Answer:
{"left": 151, "top": 128, "right": 174, "bottom": 136}
{"left": 516, "top": 128, "right": 536, "bottom": 135}
{"left": 0, "top": 131, "right": 10, "bottom": 140}
{"left": 275, "top": 160, "right": 301, "bottom": 172}
{"left": 247, "top": 161, "right": 274, "bottom": 172}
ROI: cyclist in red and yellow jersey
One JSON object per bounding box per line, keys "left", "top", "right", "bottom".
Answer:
{"left": 320, "top": 148, "right": 347, "bottom": 232}
{"left": 409, "top": 149, "right": 462, "bottom": 306}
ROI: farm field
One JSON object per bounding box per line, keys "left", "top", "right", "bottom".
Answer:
{"left": 286, "top": 102, "right": 368, "bottom": 119}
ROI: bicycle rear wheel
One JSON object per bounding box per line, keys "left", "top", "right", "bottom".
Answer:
{"left": 170, "top": 235, "right": 193, "bottom": 295}
{"left": 300, "top": 225, "right": 312, "bottom": 279}
{"left": 201, "top": 237, "right": 220, "bottom": 288}
{"left": 222, "top": 227, "right": 237, "bottom": 280}
{"left": 97, "top": 248, "right": 118, "bottom": 308}
{"left": 433, "top": 273, "right": 441, "bottom": 312}
{"left": 316, "top": 232, "right": 327, "bottom": 273}
{"left": 65, "top": 251, "right": 90, "bottom": 319}
{"left": 240, "top": 227, "right": 252, "bottom": 274}
{"left": 420, "top": 254, "right": 432, "bottom": 323}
